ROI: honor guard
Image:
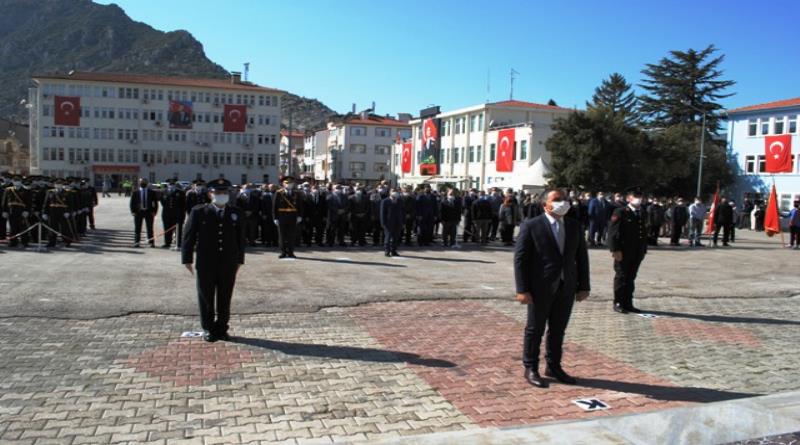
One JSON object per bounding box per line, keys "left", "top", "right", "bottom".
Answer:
{"left": 607, "top": 186, "right": 648, "bottom": 314}
{"left": 42, "top": 178, "right": 74, "bottom": 247}
{"left": 1, "top": 175, "right": 32, "bottom": 247}
{"left": 272, "top": 176, "right": 304, "bottom": 258}
{"left": 181, "top": 178, "right": 245, "bottom": 342}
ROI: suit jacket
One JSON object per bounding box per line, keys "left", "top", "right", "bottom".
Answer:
{"left": 130, "top": 187, "right": 158, "bottom": 215}
{"left": 380, "top": 197, "right": 405, "bottom": 230}
{"left": 513, "top": 214, "right": 590, "bottom": 301}
{"left": 181, "top": 204, "right": 245, "bottom": 270}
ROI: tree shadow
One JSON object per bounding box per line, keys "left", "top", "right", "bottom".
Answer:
{"left": 296, "top": 256, "right": 406, "bottom": 268}
{"left": 646, "top": 310, "right": 800, "bottom": 326}
{"left": 397, "top": 254, "right": 496, "bottom": 264}
{"left": 232, "top": 337, "right": 456, "bottom": 368}
{"left": 576, "top": 378, "right": 759, "bottom": 403}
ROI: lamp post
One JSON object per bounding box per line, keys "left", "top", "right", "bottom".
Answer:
{"left": 683, "top": 102, "right": 708, "bottom": 197}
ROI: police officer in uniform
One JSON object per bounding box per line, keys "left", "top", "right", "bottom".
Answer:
{"left": 160, "top": 178, "right": 186, "bottom": 249}
{"left": 272, "top": 176, "right": 304, "bottom": 258}
{"left": 182, "top": 178, "right": 245, "bottom": 342}
{"left": 185, "top": 180, "right": 208, "bottom": 214}
{"left": 607, "top": 186, "right": 648, "bottom": 314}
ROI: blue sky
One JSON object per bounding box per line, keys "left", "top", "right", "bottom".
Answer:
{"left": 97, "top": 0, "right": 799, "bottom": 115}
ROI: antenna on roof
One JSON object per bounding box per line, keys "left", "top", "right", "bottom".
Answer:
{"left": 243, "top": 63, "right": 250, "bottom": 82}
{"left": 509, "top": 68, "right": 519, "bottom": 100}
{"left": 486, "top": 67, "right": 490, "bottom": 103}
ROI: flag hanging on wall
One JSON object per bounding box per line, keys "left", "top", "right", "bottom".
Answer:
{"left": 223, "top": 104, "right": 247, "bottom": 132}
{"left": 496, "top": 128, "right": 515, "bottom": 172}
{"left": 401, "top": 142, "right": 412, "bottom": 173}
{"left": 764, "top": 134, "right": 793, "bottom": 173}
{"left": 54, "top": 96, "right": 81, "bottom": 126}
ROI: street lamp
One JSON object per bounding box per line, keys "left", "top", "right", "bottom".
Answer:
{"left": 683, "top": 102, "right": 708, "bottom": 197}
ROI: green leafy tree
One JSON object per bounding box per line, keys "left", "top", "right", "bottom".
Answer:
{"left": 587, "top": 73, "right": 639, "bottom": 125}
{"left": 638, "top": 44, "right": 735, "bottom": 133}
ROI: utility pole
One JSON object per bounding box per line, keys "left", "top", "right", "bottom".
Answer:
{"left": 509, "top": 68, "right": 519, "bottom": 100}
{"left": 288, "top": 110, "right": 293, "bottom": 176}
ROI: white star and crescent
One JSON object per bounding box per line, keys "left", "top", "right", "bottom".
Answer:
{"left": 769, "top": 140, "right": 784, "bottom": 160}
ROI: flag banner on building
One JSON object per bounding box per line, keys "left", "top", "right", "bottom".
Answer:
{"left": 764, "top": 183, "right": 781, "bottom": 237}
{"left": 419, "top": 118, "right": 441, "bottom": 175}
{"left": 705, "top": 183, "right": 720, "bottom": 234}
{"left": 223, "top": 104, "right": 247, "bottom": 132}
{"left": 401, "top": 142, "right": 412, "bottom": 173}
{"left": 168, "top": 100, "right": 193, "bottom": 129}
{"left": 764, "top": 134, "right": 793, "bottom": 173}
{"left": 54, "top": 96, "right": 81, "bottom": 126}
{"left": 496, "top": 128, "right": 515, "bottom": 172}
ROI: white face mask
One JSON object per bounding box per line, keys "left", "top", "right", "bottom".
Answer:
{"left": 550, "top": 200, "right": 571, "bottom": 216}
{"left": 286, "top": 183, "right": 295, "bottom": 190}
{"left": 213, "top": 194, "right": 229, "bottom": 206}
{"left": 630, "top": 198, "right": 642, "bottom": 207}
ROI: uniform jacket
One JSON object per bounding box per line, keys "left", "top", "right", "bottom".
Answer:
{"left": 181, "top": 203, "right": 245, "bottom": 270}
{"left": 272, "top": 189, "right": 304, "bottom": 224}
{"left": 607, "top": 206, "right": 648, "bottom": 256}
{"left": 160, "top": 189, "right": 187, "bottom": 220}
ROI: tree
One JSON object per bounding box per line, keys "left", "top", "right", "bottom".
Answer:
{"left": 638, "top": 45, "right": 735, "bottom": 133}
{"left": 587, "top": 73, "right": 639, "bottom": 125}
{"left": 547, "top": 99, "right": 558, "bottom": 106}
{"left": 546, "top": 109, "right": 650, "bottom": 191}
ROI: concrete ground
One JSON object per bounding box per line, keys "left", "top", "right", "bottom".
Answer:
{"left": 1, "top": 195, "right": 799, "bottom": 444}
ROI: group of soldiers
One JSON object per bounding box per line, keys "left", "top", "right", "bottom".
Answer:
{"left": 0, "top": 172, "right": 98, "bottom": 248}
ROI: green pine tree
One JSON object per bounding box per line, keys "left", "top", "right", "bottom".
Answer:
{"left": 587, "top": 73, "right": 639, "bottom": 125}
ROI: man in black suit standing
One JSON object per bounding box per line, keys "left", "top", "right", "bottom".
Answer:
{"left": 130, "top": 178, "right": 159, "bottom": 247}
{"left": 514, "top": 189, "right": 590, "bottom": 388}
{"left": 182, "top": 178, "right": 245, "bottom": 342}
{"left": 380, "top": 189, "right": 405, "bottom": 256}
{"left": 160, "top": 178, "right": 186, "bottom": 249}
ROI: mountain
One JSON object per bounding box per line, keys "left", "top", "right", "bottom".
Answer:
{"left": 0, "top": 0, "right": 336, "bottom": 130}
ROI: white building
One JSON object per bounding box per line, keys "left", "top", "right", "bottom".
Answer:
{"left": 28, "top": 71, "right": 284, "bottom": 187}
{"left": 727, "top": 97, "right": 800, "bottom": 210}
{"left": 304, "top": 129, "right": 328, "bottom": 178}
{"left": 311, "top": 114, "right": 411, "bottom": 184}
{"left": 390, "top": 100, "right": 571, "bottom": 191}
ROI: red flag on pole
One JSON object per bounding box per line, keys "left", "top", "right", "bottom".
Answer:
{"left": 764, "top": 183, "right": 781, "bottom": 237}
{"left": 401, "top": 142, "right": 412, "bottom": 173}
{"left": 54, "top": 96, "right": 81, "bottom": 126}
{"left": 496, "top": 128, "right": 515, "bottom": 172}
{"left": 764, "top": 135, "right": 793, "bottom": 173}
{"left": 223, "top": 104, "right": 247, "bottom": 132}
{"left": 705, "top": 183, "right": 720, "bottom": 235}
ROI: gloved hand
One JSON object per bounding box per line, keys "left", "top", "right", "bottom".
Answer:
{"left": 296, "top": 217, "right": 302, "bottom": 224}
{"left": 2, "top": 212, "right": 8, "bottom": 219}
{"left": 42, "top": 214, "right": 49, "bottom": 221}
{"left": 64, "top": 212, "right": 70, "bottom": 218}
{"left": 273, "top": 219, "right": 279, "bottom": 226}
{"left": 22, "top": 211, "right": 29, "bottom": 218}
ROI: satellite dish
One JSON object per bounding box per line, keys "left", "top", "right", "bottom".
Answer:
{"left": 68, "top": 70, "right": 75, "bottom": 76}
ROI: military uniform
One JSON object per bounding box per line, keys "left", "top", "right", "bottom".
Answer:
{"left": 181, "top": 178, "right": 245, "bottom": 342}
{"left": 42, "top": 180, "right": 74, "bottom": 247}
{"left": 607, "top": 197, "right": 648, "bottom": 313}
{"left": 1, "top": 177, "right": 32, "bottom": 247}
{"left": 272, "top": 177, "right": 304, "bottom": 258}
{"left": 160, "top": 179, "right": 186, "bottom": 249}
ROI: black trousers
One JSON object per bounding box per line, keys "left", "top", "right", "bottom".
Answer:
{"left": 418, "top": 218, "right": 434, "bottom": 245}
{"left": 162, "top": 215, "right": 183, "bottom": 247}
{"left": 88, "top": 207, "right": 95, "bottom": 229}
{"left": 351, "top": 216, "right": 368, "bottom": 245}
{"left": 371, "top": 220, "right": 383, "bottom": 246}
{"left": 384, "top": 227, "right": 400, "bottom": 253}
{"left": 326, "top": 219, "right": 347, "bottom": 246}
{"left": 260, "top": 218, "right": 277, "bottom": 246}
{"left": 463, "top": 217, "right": 475, "bottom": 242}
{"left": 670, "top": 223, "right": 684, "bottom": 244}
{"left": 278, "top": 221, "right": 297, "bottom": 255}
{"left": 133, "top": 211, "right": 155, "bottom": 244}
{"left": 47, "top": 211, "right": 72, "bottom": 246}
{"left": 489, "top": 214, "right": 500, "bottom": 240}
{"left": 713, "top": 224, "right": 731, "bottom": 245}
{"left": 790, "top": 226, "right": 800, "bottom": 246}
{"left": 523, "top": 282, "right": 574, "bottom": 370}
{"left": 196, "top": 266, "right": 237, "bottom": 335}
{"left": 0, "top": 214, "right": 6, "bottom": 239}
{"left": 403, "top": 218, "right": 415, "bottom": 245}
{"left": 500, "top": 223, "right": 514, "bottom": 244}
{"left": 243, "top": 215, "right": 259, "bottom": 245}
{"left": 7, "top": 209, "right": 29, "bottom": 247}
{"left": 442, "top": 221, "right": 458, "bottom": 246}
{"left": 613, "top": 254, "right": 644, "bottom": 308}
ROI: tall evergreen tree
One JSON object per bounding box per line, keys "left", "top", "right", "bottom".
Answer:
{"left": 587, "top": 73, "right": 639, "bottom": 125}
{"left": 638, "top": 45, "right": 735, "bottom": 132}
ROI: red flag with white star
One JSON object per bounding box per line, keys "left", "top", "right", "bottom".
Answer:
{"left": 765, "top": 134, "right": 793, "bottom": 173}
{"left": 763, "top": 184, "right": 781, "bottom": 237}
{"left": 223, "top": 104, "right": 247, "bottom": 132}
{"left": 401, "top": 142, "right": 412, "bottom": 173}
{"left": 496, "top": 129, "right": 515, "bottom": 172}
{"left": 54, "top": 96, "right": 81, "bottom": 126}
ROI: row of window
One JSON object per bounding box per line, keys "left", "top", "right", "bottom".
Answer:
{"left": 42, "top": 105, "right": 278, "bottom": 127}
{"left": 347, "top": 162, "right": 389, "bottom": 173}
{"left": 41, "top": 146, "right": 278, "bottom": 167}
{"left": 744, "top": 154, "right": 799, "bottom": 173}
{"left": 42, "top": 126, "right": 277, "bottom": 145}
{"left": 416, "top": 113, "right": 486, "bottom": 139}
{"left": 437, "top": 140, "right": 529, "bottom": 165}
{"left": 747, "top": 115, "right": 799, "bottom": 136}
{"left": 40, "top": 83, "right": 280, "bottom": 107}
{"left": 348, "top": 144, "right": 391, "bottom": 155}
{"left": 348, "top": 126, "right": 410, "bottom": 138}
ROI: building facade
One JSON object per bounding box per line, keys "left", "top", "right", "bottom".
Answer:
{"left": 390, "top": 100, "right": 570, "bottom": 191}
{"left": 312, "top": 114, "right": 411, "bottom": 185}
{"left": 28, "top": 71, "right": 284, "bottom": 187}
{"left": 279, "top": 130, "right": 305, "bottom": 179}
{"left": 0, "top": 118, "right": 30, "bottom": 175}
{"left": 727, "top": 98, "right": 800, "bottom": 210}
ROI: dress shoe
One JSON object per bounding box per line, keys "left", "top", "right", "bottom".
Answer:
{"left": 278, "top": 253, "right": 287, "bottom": 259}
{"left": 216, "top": 332, "right": 231, "bottom": 341}
{"left": 391, "top": 251, "right": 399, "bottom": 256}
{"left": 203, "top": 332, "right": 217, "bottom": 342}
{"left": 133, "top": 242, "right": 141, "bottom": 248}
{"left": 288, "top": 253, "right": 297, "bottom": 258}
{"left": 385, "top": 252, "right": 391, "bottom": 257}
{"left": 626, "top": 306, "right": 643, "bottom": 314}
{"left": 524, "top": 368, "right": 548, "bottom": 388}
{"left": 161, "top": 244, "right": 170, "bottom": 249}
{"left": 545, "top": 366, "right": 577, "bottom": 385}
{"left": 613, "top": 303, "right": 629, "bottom": 314}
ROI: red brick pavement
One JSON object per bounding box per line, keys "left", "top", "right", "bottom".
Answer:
{"left": 652, "top": 317, "right": 762, "bottom": 347}
{"left": 121, "top": 338, "right": 257, "bottom": 386}
{"left": 350, "top": 301, "right": 702, "bottom": 427}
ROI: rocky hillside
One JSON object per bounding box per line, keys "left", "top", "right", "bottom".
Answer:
{"left": 0, "top": 0, "right": 336, "bottom": 130}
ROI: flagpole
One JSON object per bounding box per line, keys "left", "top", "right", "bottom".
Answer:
{"left": 773, "top": 175, "right": 787, "bottom": 248}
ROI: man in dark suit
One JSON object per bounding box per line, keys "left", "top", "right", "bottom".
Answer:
{"left": 326, "top": 184, "right": 349, "bottom": 247}
{"left": 587, "top": 192, "right": 609, "bottom": 246}
{"left": 129, "top": 178, "right": 159, "bottom": 247}
{"left": 514, "top": 189, "right": 590, "bottom": 388}
{"left": 303, "top": 185, "right": 327, "bottom": 247}
{"left": 236, "top": 183, "right": 261, "bottom": 247}
{"left": 182, "top": 178, "right": 245, "bottom": 342}
{"left": 160, "top": 178, "right": 186, "bottom": 249}
{"left": 380, "top": 189, "right": 405, "bottom": 256}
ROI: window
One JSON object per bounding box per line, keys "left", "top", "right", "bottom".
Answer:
{"left": 520, "top": 140, "right": 528, "bottom": 160}
{"left": 476, "top": 145, "right": 483, "bottom": 162}
{"left": 374, "top": 162, "right": 388, "bottom": 172}
{"left": 512, "top": 142, "right": 518, "bottom": 160}
{"left": 349, "top": 162, "right": 365, "bottom": 171}
{"left": 775, "top": 117, "right": 785, "bottom": 135}
{"left": 780, "top": 194, "right": 793, "bottom": 211}
{"left": 744, "top": 155, "right": 755, "bottom": 174}
{"left": 374, "top": 145, "right": 390, "bottom": 155}
{"left": 478, "top": 113, "right": 484, "bottom": 131}
{"left": 790, "top": 116, "right": 798, "bottom": 134}
{"left": 761, "top": 118, "right": 770, "bottom": 135}
{"left": 468, "top": 146, "right": 475, "bottom": 163}
{"left": 350, "top": 126, "right": 366, "bottom": 136}
{"left": 758, "top": 155, "right": 766, "bottom": 173}
{"left": 375, "top": 127, "right": 391, "bottom": 138}
{"left": 469, "top": 115, "right": 477, "bottom": 132}
{"left": 489, "top": 143, "right": 496, "bottom": 161}
{"left": 349, "top": 144, "right": 367, "bottom": 153}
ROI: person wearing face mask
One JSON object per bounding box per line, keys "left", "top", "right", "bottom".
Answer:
{"left": 471, "top": 191, "right": 493, "bottom": 244}
{"left": 368, "top": 188, "right": 384, "bottom": 247}
{"left": 0, "top": 172, "right": 8, "bottom": 240}
{"left": 272, "top": 176, "right": 304, "bottom": 259}
{"left": 607, "top": 186, "right": 648, "bottom": 314}
{"left": 42, "top": 178, "right": 74, "bottom": 248}
{"left": 587, "top": 192, "right": 609, "bottom": 247}
{"left": 303, "top": 185, "right": 327, "bottom": 247}
{"left": 258, "top": 184, "right": 278, "bottom": 248}
{"left": 348, "top": 187, "right": 370, "bottom": 247}
{"left": 488, "top": 188, "right": 503, "bottom": 242}
{"left": 669, "top": 197, "right": 689, "bottom": 246}
{"left": 688, "top": 196, "right": 707, "bottom": 247}
{"left": 182, "top": 178, "right": 245, "bottom": 343}
{"left": 401, "top": 186, "right": 416, "bottom": 246}
{"left": 415, "top": 185, "right": 437, "bottom": 246}
{"left": 236, "top": 183, "right": 262, "bottom": 248}
{"left": 380, "top": 189, "right": 405, "bottom": 256}
{"left": 185, "top": 180, "right": 209, "bottom": 215}
{"left": 1, "top": 175, "right": 33, "bottom": 248}
{"left": 440, "top": 188, "right": 462, "bottom": 247}
{"left": 160, "top": 178, "right": 186, "bottom": 250}
{"left": 326, "top": 184, "right": 349, "bottom": 247}
{"left": 129, "top": 178, "right": 159, "bottom": 248}
{"left": 514, "top": 189, "right": 590, "bottom": 388}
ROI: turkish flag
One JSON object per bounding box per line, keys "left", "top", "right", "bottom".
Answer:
{"left": 223, "top": 104, "right": 247, "bottom": 132}
{"left": 54, "top": 96, "right": 81, "bottom": 126}
{"left": 763, "top": 184, "right": 781, "bottom": 237}
{"left": 705, "top": 184, "right": 719, "bottom": 235}
{"left": 765, "top": 135, "right": 793, "bottom": 173}
{"left": 401, "top": 142, "right": 412, "bottom": 173}
{"left": 496, "top": 129, "right": 515, "bottom": 172}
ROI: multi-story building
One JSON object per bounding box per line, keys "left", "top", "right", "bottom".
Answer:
{"left": 390, "top": 100, "right": 571, "bottom": 191}
{"left": 727, "top": 97, "right": 800, "bottom": 210}
{"left": 279, "top": 130, "right": 305, "bottom": 179}
{"left": 304, "top": 129, "right": 327, "bottom": 178}
{"left": 312, "top": 114, "right": 411, "bottom": 185}
{"left": 28, "top": 71, "right": 284, "bottom": 187}
{"left": 0, "top": 118, "right": 30, "bottom": 175}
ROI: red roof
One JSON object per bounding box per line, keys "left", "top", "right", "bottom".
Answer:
{"left": 489, "top": 100, "right": 570, "bottom": 111}
{"left": 728, "top": 97, "right": 800, "bottom": 114}
{"left": 32, "top": 71, "right": 285, "bottom": 94}
{"left": 341, "top": 115, "right": 410, "bottom": 127}
{"left": 280, "top": 131, "right": 305, "bottom": 137}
